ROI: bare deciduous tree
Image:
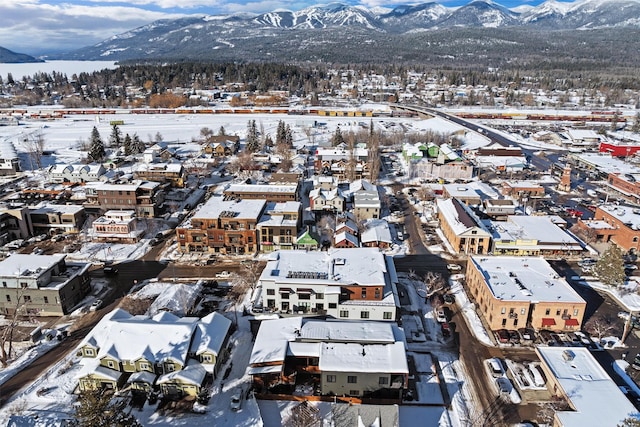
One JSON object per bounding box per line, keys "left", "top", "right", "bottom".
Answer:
{"left": 584, "top": 314, "right": 617, "bottom": 340}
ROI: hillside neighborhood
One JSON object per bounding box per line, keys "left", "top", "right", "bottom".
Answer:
{"left": 1, "top": 76, "right": 640, "bottom": 427}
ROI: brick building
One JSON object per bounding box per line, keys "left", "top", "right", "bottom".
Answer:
{"left": 84, "top": 181, "right": 165, "bottom": 218}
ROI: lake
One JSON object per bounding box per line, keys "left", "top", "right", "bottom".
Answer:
{"left": 0, "top": 60, "right": 118, "bottom": 79}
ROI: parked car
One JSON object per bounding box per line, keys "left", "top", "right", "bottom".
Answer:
{"left": 519, "top": 327, "right": 535, "bottom": 341}
{"left": 508, "top": 330, "right": 521, "bottom": 344}
{"left": 103, "top": 266, "right": 119, "bottom": 275}
{"left": 443, "top": 294, "right": 455, "bottom": 304}
{"left": 230, "top": 388, "right": 243, "bottom": 411}
{"left": 435, "top": 309, "right": 447, "bottom": 323}
{"left": 496, "top": 329, "right": 510, "bottom": 344}
{"left": 447, "top": 263, "right": 462, "bottom": 272}
{"left": 149, "top": 237, "right": 163, "bottom": 246}
{"left": 441, "top": 322, "right": 451, "bottom": 337}
{"left": 89, "top": 299, "right": 103, "bottom": 312}
{"left": 486, "top": 358, "right": 505, "bottom": 377}
{"left": 495, "top": 377, "right": 512, "bottom": 394}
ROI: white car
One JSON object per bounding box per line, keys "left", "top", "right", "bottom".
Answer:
{"left": 486, "top": 358, "right": 505, "bottom": 378}
{"left": 447, "top": 264, "right": 462, "bottom": 272}
{"left": 89, "top": 299, "right": 103, "bottom": 312}
{"left": 230, "top": 388, "right": 243, "bottom": 411}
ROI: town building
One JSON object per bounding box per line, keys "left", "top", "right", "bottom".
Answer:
{"left": 486, "top": 216, "right": 583, "bottom": 257}
{"left": 0, "top": 139, "right": 20, "bottom": 176}
{"left": 29, "top": 204, "right": 86, "bottom": 236}
{"left": 606, "top": 172, "right": 640, "bottom": 205}
{"left": 483, "top": 199, "right": 517, "bottom": 219}
{"left": 223, "top": 183, "right": 299, "bottom": 202}
{"left": 0, "top": 206, "right": 31, "bottom": 244}
{"left": 465, "top": 256, "right": 586, "bottom": 332}
{"left": 91, "top": 210, "right": 143, "bottom": 244}
{"left": 248, "top": 317, "right": 408, "bottom": 402}
{"left": 257, "top": 248, "right": 398, "bottom": 321}
{"left": 501, "top": 181, "right": 545, "bottom": 200}
{"left": 436, "top": 198, "right": 492, "bottom": 255}
{"left": 84, "top": 180, "right": 165, "bottom": 218}
{"left": 0, "top": 254, "right": 91, "bottom": 316}
{"left": 256, "top": 201, "right": 302, "bottom": 252}
{"left": 76, "top": 309, "right": 231, "bottom": 398}
{"left": 590, "top": 204, "right": 640, "bottom": 253}
{"left": 314, "top": 145, "right": 370, "bottom": 181}
{"left": 176, "top": 196, "right": 265, "bottom": 255}
{"left": 46, "top": 163, "right": 106, "bottom": 183}
{"left": 536, "top": 346, "right": 638, "bottom": 427}
{"left": 134, "top": 162, "right": 186, "bottom": 188}
{"left": 348, "top": 180, "right": 381, "bottom": 220}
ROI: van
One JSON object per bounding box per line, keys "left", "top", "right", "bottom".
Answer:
{"left": 487, "top": 358, "right": 505, "bottom": 377}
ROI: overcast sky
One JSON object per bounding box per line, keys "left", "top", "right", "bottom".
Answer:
{"left": 2, "top": 0, "right": 548, "bottom": 56}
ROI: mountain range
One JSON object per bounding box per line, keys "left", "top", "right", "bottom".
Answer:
{"left": 58, "top": 0, "right": 640, "bottom": 65}
{"left": 0, "top": 46, "right": 42, "bottom": 63}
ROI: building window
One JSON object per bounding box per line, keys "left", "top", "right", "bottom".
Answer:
{"left": 520, "top": 308, "right": 526, "bottom": 315}
{"left": 374, "top": 288, "right": 381, "bottom": 299}
{"left": 315, "top": 293, "right": 324, "bottom": 300}
{"left": 383, "top": 312, "right": 392, "bottom": 320}
{"left": 574, "top": 309, "right": 579, "bottom": 316}
{"left": 107, "top": 360, "right": 115, "bottom": 369}
{"left": 347, "top": 375, "right": 357, "bottom": 383}
{"left": 166, "top": 364, "right": 175, "bottom": 372}
{"left": 501, "top": 318, "right": 507, "bottom": 326}
{"left": 340, "top": 310, "right": 349, "bottom": 318}
{"left": 556, "top": 309, "right": 561, "bottom": 316}
{"left": 545, "top": 308, "right": 550, "bottom": 315}
{"left": 282, "top": 293, "right": 289, "bottom": 300}
{"left": 5, "top": 295, "right": 10, "bottom": 302}
{"left": 501, "top": 307, "right": 506, "bottom": 314}
{"left": 329, "top": 303, "right": 337, "bottom": 309}
{"left": 267, "top": 289, "right": 275, "bottom": 295}
{"left": 350, "top": 390, "right": 360, "bottom": 396}
{"left": 2, "top": 281, "right": 6, "bottom": 287}
{"left": 299, "top": 293, "right": 311, "bottom": 300}
{"left": 326, "top": 375, "right": 336, "bottom": 383}
{"left": 44, "top": 296, "right": 49, "bottom": 304}
{"left": 379, "top": 376, "right": 389, "bottom": 385}
{"left": 20, "top": 283, "right": 28, "bottom": 289}
{"left": 85, "top": 348, "right": 94, "bottom": 356}
{"left": 361, "top": 289, "right": 367, "bottom": 299}
{"left": 23, "top": 295, "right": 31, "bottom": 303}
{"left": 360, "top": 311, "right": 370, "bottom": 319}
{"left": 203, "top": 355, "right": 213, "bottom": 363}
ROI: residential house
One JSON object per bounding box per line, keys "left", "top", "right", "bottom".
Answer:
{"left": 76, "top": 309, "right": 231, "bottom": 397}
{"left": 46, "top": 164, "right": 106, "bottom": 183}
{"left": 84, "top": 180, "right": 165, "bottom": 218}
{"left": 315, "top": 145, "right": 370, "bottom": 182}
{"left": 202, "top": 136, "right": 240, "bottom": 157}
{"left": 0, "top": 139, "right": 20, "bottom": 176}
{"left": 466, "top": 256, "right": 586, "bottom": 332}
{"left": 248, "top": 317, "right": 408, "bottom": 402}
{"left": 361, "top": 220, "right": 393, "bottom": 249}
{"left": 334, "top": 231, "right": 359, "bottom": 248}
{"left": 436, "top": 198, "right": 492, "bottom": 255}
{"left": 0, "top": 254, "right": 91, "bottom": 316}
{"left": 91, "top": 210, "right": 143, "bottom": 244}
{"left": 258, "top": 248, "right": 398, "bottom": 321}
{"left": 134, "top": 163, "right": 186, "bottom": 188}
{"left": 29, "top": 204, "right": 86, "bottom": 236}
{"left": 309, "top": 188, "right": 345, "bottom": 213}
{"left": 501, "top": 181, "right": 545, "bottom": 202}
{"left": 484, "top": 199, "right": 517, "bottom": 219}
{"left": 257, "top": 201, "right": 302, "bottom": 252}
{"left": 0, "top": 207, "right": 31, "bottom": 245}
{"left": 177, "top": 196, "right": 265, "bottom": 254}
{"left": 348, "top": 180, "right": 381, "bottom": 221}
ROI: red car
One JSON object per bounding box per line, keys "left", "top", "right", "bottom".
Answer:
{"left": 441, "top": 322, "right": 451, "bottom": 337}
{"left": 566, "top": 208, "right": 584, "bottom": 218}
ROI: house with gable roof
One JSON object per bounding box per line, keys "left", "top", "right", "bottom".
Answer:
{"left": 75, "top": 308, "right": 231, "bottom": 398}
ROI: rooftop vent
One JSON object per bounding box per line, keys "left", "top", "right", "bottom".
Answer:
{"left": 334, "top": 258, "right": 346, "bottom": 266}
{"left": 562, "top": 350, "right": 576, "bottom": 362}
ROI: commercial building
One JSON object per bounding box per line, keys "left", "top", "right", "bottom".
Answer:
{"left": 466, "top": 256, "right": 586, "bottom": 332}
{"left": 258, "top": 248, "right": 398, "bottom": 321}
{"left": 436, "top": 198, "right": 492, "bottom": 255}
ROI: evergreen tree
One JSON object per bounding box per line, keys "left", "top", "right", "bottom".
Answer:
{"left": 611, "top": 110, "right": 620, "bottom": 131}
{"left": 246, "top": 119, "right": 259, "bottom": 152}
{"left": 264, "top": 134, "right": 274, "bottom": 148}
{"left": 71, "top": 390, "right": 142, "bottom": 427}
{"left": 123, "top": 134, "right": 133, "bottom": 156}
{"left": 218, "top": 125, "right": 226, "bottom": 136}
{"left": 332, "top": 126, "right": 345, "bottom": 147}
{"left": 109, "top": 124, "right": 122, "bottom": 148}
{"left": 276, "top": 120, "right": 286, "bottom": 145}
{"left": 130, "top": 134, "right": 145, "bottom": 154}
{"left": 285, "top": 124, "right": 293, "bottom": 147}
{"left": 592, "top": 244, "right": 626, "bottom": 287}
{"left": 88, "top": 126, "right": 105, "bottom": 162}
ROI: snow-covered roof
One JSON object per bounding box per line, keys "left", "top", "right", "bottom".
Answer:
{"left": 486, "top": 216, "right": 582, "bottom": 249}
{"left": 192, "top": 312, "right": 232, "bottom": 357}
{"left": 469, "top": 256, "right": 585, "bottom": 304}
{"left": 156, "top": 363, "right": 207, "bottom": 386}
{"left": 225, "top": 183, "right": 297, "bottom": 194}
{"left": 334, "top": 231, "right": 359, "bottom": 247}
{"left": 436, "top": 198, "right": 490, "bottom": 236}
{"left": 29, "top": 203, "right": 85, "bottom": 215}
{"left": 599, "top": 204, "right": 640, "bottom": 230}
{"left": 537, "top": 346, "right": 638, "bottom": 427}
{"left": 136, "top": 162, "right": 183, "bottom": 173}
{"left": 259, "top": 248, "right": 389, "bottom": 288}
{"left": 0, "top": 138, "right": 18, "bottom": 160}
{"left": 319, "top": 342, "right": 408, "bottom": 374}
{"left": 361, "top": 220, "right": 392, "bottom": 244}
{"left": 575, "top": 153, "right": 640, "bottom": 175}
{"left": 78, "top": 308, "right": 198, "bottom": 366}
{"left": 186, "top": 196, "right": 265, "bottom": 222}
{"left": 0, "top": 254, "right": 66, "bottom": 278}
{"left": 147, "top": 283, "right": 202, "bottom": 317}
{"left": 250, "top": 317, "right": 408, "bottom": 375}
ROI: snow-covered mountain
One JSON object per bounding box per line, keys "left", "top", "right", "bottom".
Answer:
{"left": 59, "top": 0, "right": 640, "bottom": 61}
